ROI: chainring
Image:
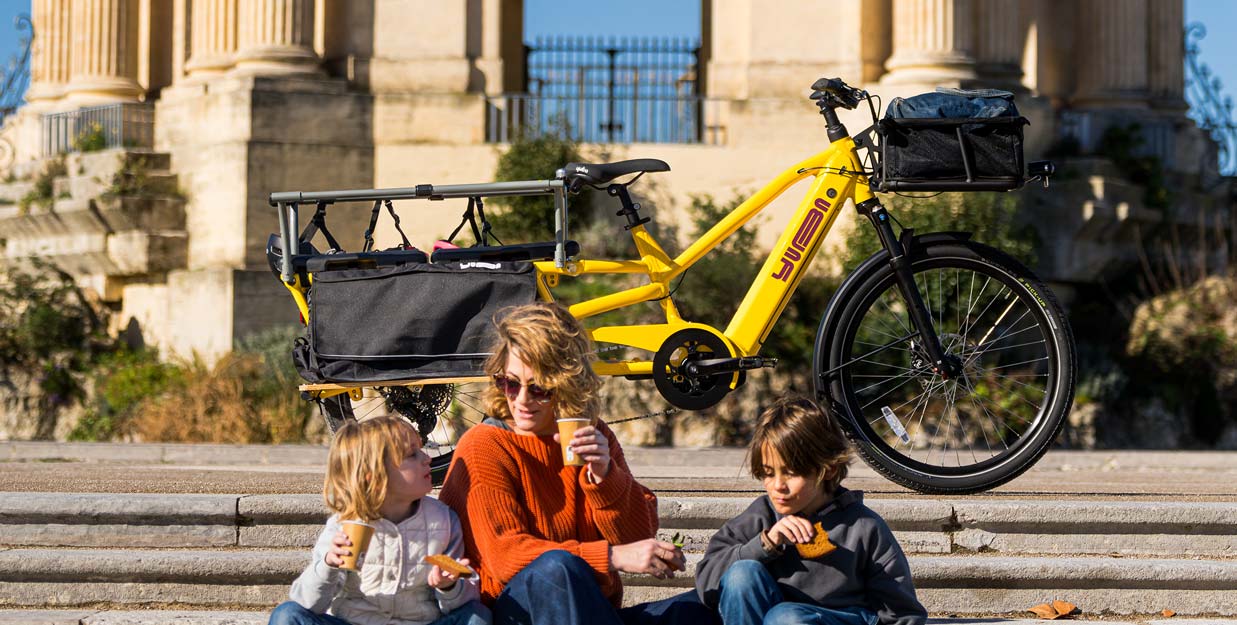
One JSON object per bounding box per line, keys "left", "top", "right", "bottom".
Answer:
{"left": 652, "top": 329, "right": 736, "bottom": 411}
{"left": 380, "top": 385, "right": 454, "bottom": 441}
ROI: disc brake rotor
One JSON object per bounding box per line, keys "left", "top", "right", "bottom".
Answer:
{"left": 652, "top": 329, "right": 734, "bottom": 411}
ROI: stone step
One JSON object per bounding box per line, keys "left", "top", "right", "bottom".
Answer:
{"left": 0, "top": 547, "right": 1232, "bottom": 616}
{"left": 3, "top": 615, "right": 1227, "bottom": 625}
{"left": 3, "top": 493, "right": 1233, "bottom": 558}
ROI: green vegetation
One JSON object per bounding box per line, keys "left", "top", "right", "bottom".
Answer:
{"left": 844, "top": 191, "right": 1038, "bottom": 270}
{"left": 488, "top": 127, "right": 594, "bottom": 243}
{"left": 73, "top": 122, "right": 109, "bottom": 153}
{"left": 18, "top": 157, "right": 67, "bottom": 214}
{"left": 71, "top": 347, "right": 184, "bottom": 441}
{"left": 0, "top": 259, "right": 110, "bottom": 439}
{"left": 71, "top": 325, "right": 317, "bottom": 443}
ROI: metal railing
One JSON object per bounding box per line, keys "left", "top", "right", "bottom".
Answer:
{"left": 1185, "top": 22, "right": 1237, "bottom": 177}
{"left": 511, "top": 35, "right": 714, "bottom": 144}
{"left": 41, "top": 102, "right": 154, "bottom": 156}
{"left": 0, "top": 14, "right": 32, "bottom": 125}
{"left": 485, "top": 93, "right": 727, "bottom": 145}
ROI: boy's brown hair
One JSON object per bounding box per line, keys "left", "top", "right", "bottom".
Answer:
{"left": 749, "top": 395, "right": 852, "bottom": 493}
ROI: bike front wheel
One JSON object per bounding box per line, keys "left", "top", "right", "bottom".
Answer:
{"left": 317, "top": 381, "right": 491, "bottom": 485}
{"left": 819, "top": 240, "right": 1075, "bottom": 494}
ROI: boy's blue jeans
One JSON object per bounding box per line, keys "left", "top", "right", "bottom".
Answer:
{"left": 492, "top": 550, "right": 721, "bottom": 625}
{"left": 269, "top": 598, "right": 490, "bottom": 625}
{"left": 718, "top": 560, "right": 878, "bottom": 625}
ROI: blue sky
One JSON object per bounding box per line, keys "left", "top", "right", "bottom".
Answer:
{"left": 0, "top": 0, "right": 1232, "bottom": 114}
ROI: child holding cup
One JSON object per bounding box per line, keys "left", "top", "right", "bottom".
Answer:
{"left": 268, "top": 416, "right": 489, "bottom": 625}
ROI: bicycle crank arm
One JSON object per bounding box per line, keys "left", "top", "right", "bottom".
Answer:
{"left": 684, "top": 356, "right": 779, "bottom": 377}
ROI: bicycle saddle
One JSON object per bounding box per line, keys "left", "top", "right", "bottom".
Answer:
{"left": 561, "top": 158, "right": 670, "bottom": 191}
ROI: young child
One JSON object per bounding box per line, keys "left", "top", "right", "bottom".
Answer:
{"left": 695, "top": 396, "right": 927, "bottom": 625}
{"left": 268, "top": 415, "right": 490, "bottom": 625}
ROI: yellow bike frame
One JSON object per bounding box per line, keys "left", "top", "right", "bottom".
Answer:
{"left": 534, "top": 135, "right": 875, "bottom": 380}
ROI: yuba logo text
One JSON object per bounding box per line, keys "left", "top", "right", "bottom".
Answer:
{"left": 771, "top": 198, "right": 831, "bottom": 282}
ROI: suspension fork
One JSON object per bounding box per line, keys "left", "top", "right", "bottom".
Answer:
{"left": 857, "top": 198, "right": 962, "bottom": 379}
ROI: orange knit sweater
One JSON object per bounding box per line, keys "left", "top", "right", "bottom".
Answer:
{"left": 438, "top": 421, "right": 659, "bottom": 606}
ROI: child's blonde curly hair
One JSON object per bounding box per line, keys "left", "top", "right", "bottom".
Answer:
{"left": 482, "top": 302, "right": 602, "bottom": 424}
{"left": 323, "top": 415, "right": 418, "bottom": 521}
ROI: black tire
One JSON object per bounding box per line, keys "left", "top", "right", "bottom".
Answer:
{"left": 316, "top": 381, "right": 491, "bottom": 485}
{"left": 817, "top": 240, "right": 1075, "bottom": 494}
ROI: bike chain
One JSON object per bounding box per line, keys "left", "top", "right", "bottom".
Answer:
{"left": 606, "top": 407, "right": 680, "bottom": 426}
{"left": 591, "top": 343, "right": 682, "bottom": 426}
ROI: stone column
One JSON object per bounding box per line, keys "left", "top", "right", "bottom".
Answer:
{"left": 474, "top": 0, "right": 524, "bottom": 94}
{"left": 974, "top": 0, "right": 1024, "bottom": 89}
{"left": 184, "top": 0, "right": 237, "bottom": 78}
{"left": 233, "top": 0, "right": 321, "bottom": 76}
{"left": 860, "top": 0, "right": 893, "bottom": 83}
{"left": 1147, "top": 0, "right": 1184, "bottom": 109}
{"left": 65, "top": 0, "right": 143, "bottom": 104}
{"left": 1073, "top": 0, "right": 1148, "bottom": 107}
{"left": 25, "top": 0, "right": 72, "bottom": 104}
{"left": 881, "top": 0, "right": 979, "bottom": 86}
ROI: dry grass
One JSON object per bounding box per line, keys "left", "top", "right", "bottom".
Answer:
{"left": 132, "top": 353, "right": 316, "bottom": 444}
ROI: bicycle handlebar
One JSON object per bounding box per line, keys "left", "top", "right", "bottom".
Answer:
{"left": 810, "top": 77, "right": 867, "bottom": 111}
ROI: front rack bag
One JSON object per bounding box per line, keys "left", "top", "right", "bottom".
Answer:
{"left": 874, "top": 88, "right": 1028, "bottom": 192}
{"left": 295, "top": 260, "right": 537, "bottom": 383}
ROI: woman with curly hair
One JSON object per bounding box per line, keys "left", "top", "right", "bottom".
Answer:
{"left": 439, "top": 302, "right": 718, "bottom": 625}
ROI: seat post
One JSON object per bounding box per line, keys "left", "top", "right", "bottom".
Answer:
{"left": 607, "top": 184, "right": 651, "bottom": 230}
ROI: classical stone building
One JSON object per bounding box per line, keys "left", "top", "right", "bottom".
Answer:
{"left": 0, "top": 0, "right": 1227, "bottom": 360}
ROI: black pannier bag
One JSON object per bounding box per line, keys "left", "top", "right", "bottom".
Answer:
{"left": 293, "top": 261, "right": 538, "bottom": 383}
{"left": 874, "top": 88, "right": 1028, "bottom": 192}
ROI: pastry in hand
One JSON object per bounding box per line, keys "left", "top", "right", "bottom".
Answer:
{"left": 423, "top": 554, "right": 474, "bottom": 578}
{"left": 795, "top": 521, "right": 836, "bottom": 558}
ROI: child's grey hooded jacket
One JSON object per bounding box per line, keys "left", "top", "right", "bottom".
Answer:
{"left": 695, "top": 488, "right": 927, "bottom": 625}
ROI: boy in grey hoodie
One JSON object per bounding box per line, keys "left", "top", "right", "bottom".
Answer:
{"left": 695, "top": 397, "right": 926, "bottom": 625}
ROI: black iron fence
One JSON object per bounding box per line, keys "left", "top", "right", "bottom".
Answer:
{"left": 0, "top": 14, "right": 32, "bottom": 125}
{"left": 1185, "top": 22, "right": 1237, "bottom": 177}
{"left": 488, "top": 35, "right": 717, "bottom": 144}
{"left": 41, "top": 102, "right": 155, "bottom": 156}
{"left": 485, "top": 93, "right": 725, "bottom": 145}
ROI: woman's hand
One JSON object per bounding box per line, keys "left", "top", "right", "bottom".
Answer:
{"left": 610, "top": 538, "right": 685, "bottom": 579}
{"left": 428, "top": 557, "right": 471, "bottom": 591}
{"left": 556, "top": 425, "right": 611, "bottom": 480}
{"left": 764, "top": 515, "right": 816, "bottom": 547}
{"left": 324, "top": 530, "right": 353, "bottom": 568}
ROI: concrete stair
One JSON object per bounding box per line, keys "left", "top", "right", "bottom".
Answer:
{"left": 0, "top": 149, "right": 187, "bottom": 300}
{"left": 0, "top": 492, "right": 1233, "bottom": 620}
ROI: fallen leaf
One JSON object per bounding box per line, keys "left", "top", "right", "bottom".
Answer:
{"left": 1052, "top": 600, "right": 1078, "bottom": 616}
{"left": 1029, "top": 604, "right": 1059, "bottom": 619}
{"left": 1161, "top": 610, "right": 1176, "bottom": 618}
{"left": 1028, "top": 600, "right": 1078, "bottom": 620}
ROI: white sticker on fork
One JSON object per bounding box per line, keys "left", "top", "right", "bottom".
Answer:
{"left": 881, "top": 406, "right": 911, "bottom": 444}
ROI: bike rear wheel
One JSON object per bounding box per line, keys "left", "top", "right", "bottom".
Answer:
{"left": 819, "top": 240, "right": 1075, "bottom": 494}
{"left": 316, "top": 381, "right": 491, "bottom": 485}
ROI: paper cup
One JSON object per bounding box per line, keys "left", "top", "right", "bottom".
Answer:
{"left": 338, "top": 520, "right": 375, "bottom": 571}
{"left": 556, "top": 418, "right": 590, "bottom": 466}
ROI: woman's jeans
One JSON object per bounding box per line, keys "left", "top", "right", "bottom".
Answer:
{"left": 718, "top": 560, "right": 877, "bottom": 625}
{"left": 492, "top": 550, "right": 721, "bottom": 625}
{"left": 269, "top": 598, "right": 491, "bottom": 625}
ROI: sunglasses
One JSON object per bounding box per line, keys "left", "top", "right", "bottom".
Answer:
{"left": 493, "top": 374, "right": 555, "bottom": 404}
